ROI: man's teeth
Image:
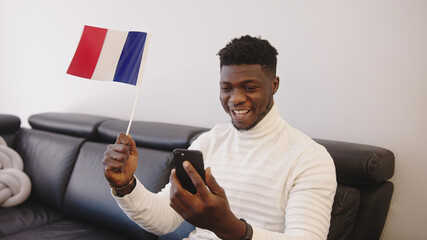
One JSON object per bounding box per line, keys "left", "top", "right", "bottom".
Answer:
{"left": 233, "top": 110, "right": 249, "bottom": 114}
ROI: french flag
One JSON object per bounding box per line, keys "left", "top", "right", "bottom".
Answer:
{"left": 67, "top": 25, "right": 150, "bottom": 86}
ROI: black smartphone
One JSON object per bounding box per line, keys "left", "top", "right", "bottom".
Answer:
{"left": 173, "top": 149, "right": 206, "bottom": 194}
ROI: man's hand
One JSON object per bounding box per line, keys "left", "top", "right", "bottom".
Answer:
{"left": 169, "top": 162, "right": 246, "bottom": 240}
{"left": 103, "top": 133, "right": 138, "bottom": 189}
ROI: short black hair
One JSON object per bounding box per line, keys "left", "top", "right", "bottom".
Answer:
{"left": 217, "top": 35, "right": 278, "bottom": 77}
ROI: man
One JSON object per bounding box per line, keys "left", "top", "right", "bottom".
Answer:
{"left": 103, "top": 35, "right": 337, "bottom": 240}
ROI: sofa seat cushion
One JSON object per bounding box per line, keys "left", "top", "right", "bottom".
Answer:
{"left": 0, "top": 199, "right": 63, "bottom": 237}
{"left": 0, "top": 219, "right": 130, "bottom": 240}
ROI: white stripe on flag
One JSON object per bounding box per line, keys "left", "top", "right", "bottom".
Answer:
{"left": 92, "top": 29, "right": 128, "bottom": 81}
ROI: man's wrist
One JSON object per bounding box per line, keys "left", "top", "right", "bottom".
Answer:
{"left": 111, "top": 175, "right": 137, "bottom": 197}
{"left": 239, "top": 218, "right": 253, "bottom": 240}
{"left": 215, "top": 216, "right": 248, "bottom": 240}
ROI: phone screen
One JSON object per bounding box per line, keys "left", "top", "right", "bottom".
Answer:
{"left": 173, "top": 149, "right": 206, "bottom": 194}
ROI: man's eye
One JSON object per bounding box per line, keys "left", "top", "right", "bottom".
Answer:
{"left": 245, "top": 86, "right": 257, "bottom": 91}
{"left": 221, "top": 86, "right": 231, "bottom": 91}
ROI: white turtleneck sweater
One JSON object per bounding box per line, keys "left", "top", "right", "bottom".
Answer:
{"left": 114, "top": 103, "right": 337, "bottom": 240}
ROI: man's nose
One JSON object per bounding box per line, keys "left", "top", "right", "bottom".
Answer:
{"left": 229, "top": 89, "right": 246, "bottom": 104}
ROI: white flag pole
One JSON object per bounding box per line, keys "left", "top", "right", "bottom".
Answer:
{"left": 126, "top": 85, "right": 141, "bottom": 135}
{"left": 125, "top": 33, "right": 151, "bottom": 136}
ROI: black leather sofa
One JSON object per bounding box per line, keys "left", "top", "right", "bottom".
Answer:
{"left": 0, "top": 112, "right": 395, "bottom": 240}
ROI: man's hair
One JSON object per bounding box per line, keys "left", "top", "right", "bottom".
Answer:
{"left": 217, "top": 35, "right": 278, "bottom": 77}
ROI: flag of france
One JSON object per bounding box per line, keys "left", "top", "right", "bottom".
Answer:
{"left": 67, "top": 25, "right": 150, "bottom": 86}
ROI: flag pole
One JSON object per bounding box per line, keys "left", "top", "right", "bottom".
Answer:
{"left": 126, "top": 84, "right": 141, "bottom": 136}
{"left": 125, "top": 33, "right": 151, "bottom": 136}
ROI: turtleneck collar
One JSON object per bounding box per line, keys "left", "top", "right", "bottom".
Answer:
{"left": 232, "top": 101, "right": 286, "bottom": 139}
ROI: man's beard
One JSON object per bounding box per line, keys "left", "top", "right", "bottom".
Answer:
{"left": 233, "top": 98, "right": 274, "bottom": 131}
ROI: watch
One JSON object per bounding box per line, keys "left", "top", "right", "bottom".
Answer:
{"left": 239, "top": 218, "right": 253, "bottom": 240}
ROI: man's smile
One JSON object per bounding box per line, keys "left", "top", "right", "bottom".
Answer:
{"left": 230, "top": 108, "right": 253, "bottom": 127}
{"left": 232, "top": 109, "right": 250, "bottom": 116}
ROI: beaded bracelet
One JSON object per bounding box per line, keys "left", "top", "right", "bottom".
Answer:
{"left": 110, "top": 175, "right": 136, "bottom": 192}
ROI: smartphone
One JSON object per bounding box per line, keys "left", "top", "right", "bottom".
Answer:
{"left": 173, "top": 149, "right": 206, "bottom": 194}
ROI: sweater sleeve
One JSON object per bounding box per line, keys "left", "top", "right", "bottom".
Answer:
{"left": 252, "top": 145, "right": 337, "bottom": 240}
{"left": 113, "top": 177, "right": 184, "bottom": 236}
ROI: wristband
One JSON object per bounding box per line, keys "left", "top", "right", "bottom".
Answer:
{"left": 110, "top": 175, "right": 135, "bottom": 192}
{"left": 239, "top": 218, "right": 253, "bottom": 240}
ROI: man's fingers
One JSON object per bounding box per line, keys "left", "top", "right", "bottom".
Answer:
{"left": 205, "top": 167, "right": 226, "bottom": 197}
{"left": 169, "top": 196, "right": 194, "bottom": 222}
{"left": 115, "top": 133, "right": 138, "bottom": 157}
{"left": 104, "top": 144, "right": 128, "bottom": 175}
{"left": 107, "top": 149, "right": 128, "bottom": 162}
{"left": 115, "top": 132, "right": 130, "bottom": 145}
{"left": 128, "top": 134, "right": 138, "bottom": 156}
{"left": 170, "top": 200, "right": 190, "bottom": 220}
{"left": 183, "top": 161, "right": 208, "bottom": 196}
{"left": 103, "top": 157, "right": 124, "bottom": 170}
{"left": 103, "top": 133, "right": 138, "bottom": 188}
{"left": 105, "top": 166, "right": 123, "bottom": 175}
{"left": 170, "top": 169, "right": 187, "bottom": 198}
{"left": 170, "top": 170, "right": 193, "bottom": 208}
{"left": 170, "top": 169, "right": 200, "bottom": 222}
{"left": 108, "top": 143, "right": 130, "bottom": 155}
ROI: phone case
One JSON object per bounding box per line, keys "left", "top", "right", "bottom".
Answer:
{"left": 173, "top": 149, "right": 206, "bottom": 194}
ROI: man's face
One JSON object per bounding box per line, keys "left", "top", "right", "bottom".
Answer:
{"left": 220, "top": 64, "right": 279, "bottom": 130}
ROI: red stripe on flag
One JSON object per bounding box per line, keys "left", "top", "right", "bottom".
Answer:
{"left": 67, "top": 26, "right": 107, "bottom": 79}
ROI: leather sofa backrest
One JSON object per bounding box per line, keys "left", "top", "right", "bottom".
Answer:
{"left": 98, "top": 119, "right": 209, "bottom": 151}
{"left": 29, "top": 112, "right": 111, "bottom": 140}
{"left": 14, "top": 129, "right": 85, "bottom": 211}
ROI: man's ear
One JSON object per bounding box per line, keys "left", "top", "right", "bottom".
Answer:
{"left": 272, "top": 76, "right": 280, "bottom": 95}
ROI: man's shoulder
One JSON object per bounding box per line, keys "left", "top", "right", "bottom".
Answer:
{"left": 200, "top": 123, "right": 233, "bottom": 137}
{"left": 281, "top": 123, "right": 315, "bottom": 145}
{"left": 189, "top": 123, "right": 233, "bottom": 149}
{"left": 280, "top": 123, "right": 328, "bottom": 154}
{"left": 277, "top": 125, "right": 335, "bottom": 179}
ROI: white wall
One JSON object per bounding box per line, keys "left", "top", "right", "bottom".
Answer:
{"left": 1, "top": 0, "right": 426, "bottom": 239}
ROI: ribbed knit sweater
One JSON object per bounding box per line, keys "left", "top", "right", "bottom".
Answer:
{"left": 114, "top": 103, "right": 337, "bottom": 240}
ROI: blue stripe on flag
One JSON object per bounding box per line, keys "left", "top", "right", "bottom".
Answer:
{"left": 113, "top": 31, "right": 147, "bottom": 85}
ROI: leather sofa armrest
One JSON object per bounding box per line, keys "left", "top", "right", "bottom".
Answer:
{"left": 314, "top": 138, "right": 395, "bottom": 185}
{"left": 0, "top": 114, "right": 20, "bottom": 134}
{"left": 327, "top": 184, "right": 360, "bottom": 240}
{"left": 0, "top": 114, "right": 21, "bottom": 147}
